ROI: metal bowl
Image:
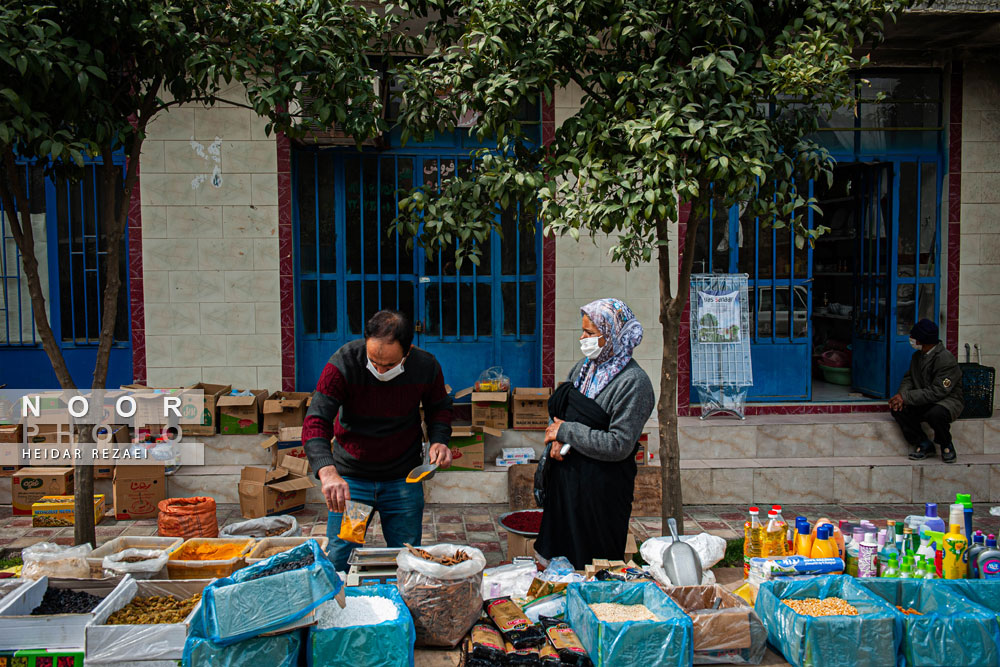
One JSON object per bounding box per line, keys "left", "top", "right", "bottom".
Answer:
{"left": 497, "top": 509, "right": 544, "bottom": 537}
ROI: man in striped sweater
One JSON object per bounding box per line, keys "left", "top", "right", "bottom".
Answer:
{"left": 303, "top": 310, "right": 453, "bottom": 569}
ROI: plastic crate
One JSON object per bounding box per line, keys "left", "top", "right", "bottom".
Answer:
{"left": 166, "top": 537, "right": 254, "bottom": 580}
{"left": 246, "top": 536, "right": 329, "bottom": 565}
{"left": 86, "top": 535, "right": 183, "bottom": 578}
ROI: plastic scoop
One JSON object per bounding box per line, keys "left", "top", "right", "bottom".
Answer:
{"left": 661, "top": 517, "right": 703, "bottom": 586}
{"left": 406, "top": 463, "right": 438, "bottom": 483}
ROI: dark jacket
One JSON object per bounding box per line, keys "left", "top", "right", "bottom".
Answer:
{"left": 899, "top": 343, "right": 964, "bottom": 421}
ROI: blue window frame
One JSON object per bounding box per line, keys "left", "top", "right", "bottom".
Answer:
{"left": 690, "top": 69, "right": 944, "bottom": 402}
{"left": 293, "top": 139, "right": 543, "bottom": 393}
{"left": 0, "top": 157, "right": 133, "bottom": 388}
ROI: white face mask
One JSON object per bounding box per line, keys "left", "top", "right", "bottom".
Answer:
{"left": 580, "top": 336, "right": 603, "bottom": 360}
{"left": 909, "top": 337, "right": 921, "bottom": 351}
{"left": 367, "top": 356, "right": 405, "bottom": 381}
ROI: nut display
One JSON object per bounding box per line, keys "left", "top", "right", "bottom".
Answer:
{"left": 107, "top": 593, "right": 202, "bottom": 625}
{"left": 782, "top": 597, "right": 859, "bottom": 617}
{"left": 31, "top": 587, "right": 104, "bottom": 615}
{"left": 588, "top": 602, "right": 659, "bottom": 623}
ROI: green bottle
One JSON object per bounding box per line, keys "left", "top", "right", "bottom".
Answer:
{"left": 900, "top": 558, "right": 914, "bottom": 579}
{"left": 882, "top": 554, "right": 900, "bottom": 578}
{"left": 914, "top": 556, "right": 928, "bottom": 579}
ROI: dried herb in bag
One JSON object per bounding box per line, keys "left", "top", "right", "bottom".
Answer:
{"left": 505, "top": 639, "right": 541, "bottom": 666}
{"left": 541, "top": 616, "right": 594, "bottom": 667}
{"left": 397, "top": 544, "right": 486, "bottom": 647}
{"left": 484, "top": 597, "right": 545, "bottom": 649}
{"left": 337, "top": 500, "right": 373, "bottom": 544}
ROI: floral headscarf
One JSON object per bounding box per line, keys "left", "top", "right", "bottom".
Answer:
{"left": 574, "top": 298, "right": 644, "bottom": 399}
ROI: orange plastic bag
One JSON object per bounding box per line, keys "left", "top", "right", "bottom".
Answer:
{"left": 337, "top": 501, "right": 373, "bottom": 544}
{"left": 157, "top": 497, "right": 219, "bottom": 538}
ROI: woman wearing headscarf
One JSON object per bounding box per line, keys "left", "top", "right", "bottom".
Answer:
{"left": 533, "top": 298, "right": 656, "bottom": 569}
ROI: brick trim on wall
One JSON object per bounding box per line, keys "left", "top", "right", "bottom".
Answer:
{"left": 946, "top": 62, "right": 962, "bottom": 359}
{"left": 277, "top": 133, "right": 295, "bottom": 391}
{"left": 128, "top": 160, "right": 146, "bottom": 385}
{"left": 541, "top": 100, "right": 556, "bottom": 388}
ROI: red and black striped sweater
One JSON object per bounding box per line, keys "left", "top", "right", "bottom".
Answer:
{"left": 302, "top": 339, "right": 453, "bottom": 481}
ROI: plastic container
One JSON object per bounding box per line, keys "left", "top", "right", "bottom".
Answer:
{"left": 921, "top": 504, "right": 946, "bottom": 544}
{"left": 879, "top": 528, "right": 900, "bottom": 577}
{"left": 765, "top": 510, "right": 787, "bottom": 557}
{"left": 744, "top": 507, "right": 763, "bottom": 577}
{"left": 942, "top": 524, "right": 968, "bottom": 580}
{"left": 881, "top": 554, "right": 900, "bottom": 578}
{"left": 810, "top": 525, "right": 835, "bottom": 559}
{"left": 978, "top": 538, "right": 1000, "bottom": 580}
{"left": 309, "top": 584, "right": 415, "bottom": 667}
{"left": 846, "top": 527, "right": 865, "bottom": 577}
{"left": 86, "top": 536, "right": 183, "bottom": 578}
{"left": 246, "top": 536, "right": 329, "bottom": 565}
{"left": 858, "top": 532, "right": 879, "bottom": 578}
{"left": 811, "top": 520, "right": 845, "bottom": 558}
{"left": 965, "top": 531, "right": 986, "bottom": 578}
{"left": 795, "top": 519, "right": 813, "bottom": 558}
{"left": 167, "top": 537, "right": 254, "bottom": 580}
{"left": 949, "top": 504, "right": 966, "bottom": 538}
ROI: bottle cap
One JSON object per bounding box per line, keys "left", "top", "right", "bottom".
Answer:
{"left": 768, "top": 510, "right": 777, "bottom": 518}
{"left": 864, "top": 532, "right": 876, "bottom": 545}
{"left": 948, "top": 524, "right": 962, "bottom": 534}
{"left": 797, "top": 519, "right": 810, "bottom": 535}
{"left": 878, "top": 530, "right": 887, "bottom": 548}
{"left": 853, "top": 527, "right": 865, "bottom": 542}
{"left": 889, "top": 553, "right": 899, "bottom": 564}
{"left": 887, "top": 519, "right": 896, "bottom": 527}
{"left": 895, "top": 522, "right": 903, "bottom": 535}
{"left": 988, "top": 534, "right": 997, "bottom": 547}
{"left": 749, "top": 507, "right": 759, "bottom": 514}
{"left": 956, "top": 492, "right": 972, "bottom": 508}
{"left": 772, "top": 505, "right": 782, "bottom": 511}
{"left": 817, "top": 525, "right": 829, "bottom": 540}
{"left": 926, "top": 503, "right": 938, "bottom": 517}
{"left": 974, "top": 531, "right": 984, "bottom": 544}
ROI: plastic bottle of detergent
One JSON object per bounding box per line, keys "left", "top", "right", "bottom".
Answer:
{"left": 794, "top": 518, "right": 813, "bottom": 557}
{"left": 812, "top": 519, "right": 845, "bottom": 558}
{"left": 845, "top": 527, "right": 865, "bottom": 577}
{"left": 949, "top": 504, "right": 967, "bottom": 539}
{"left": 744, "top": 507, "right": 763, "bottom": 577}
{"left": 899, "top": 556, "right": 914, "bottom": 579}
{"left": 811, "top": 525, "right": 836, "bottom": 559}
{"left": 858, "top": 532, "right": 879, "bottom": 578}
{"left": 956, "top": 493, "right": 974, "bottom": 538}
{"left": 914, "top": 555, "right": 928, "bottom": 579}
{"left": 923, "top": 503, "right": 947, "bottom": 543}
{"left": 881, "top": 553, "right": 900, "bottom": 578}
{"left": 965, "top": 531, "right": 986, "bottom": 578}
{"left": 942, "top": 524, "right": 968, "bottom": 579}
{"left": 978, "top": 535, "right": 1000, "bottom": 580}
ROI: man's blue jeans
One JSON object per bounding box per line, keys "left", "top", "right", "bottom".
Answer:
{"left": 326, "top": 476, "right": 425, "bottom": 571}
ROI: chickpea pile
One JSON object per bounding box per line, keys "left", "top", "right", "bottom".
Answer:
{"left": 782, "top": 597, "right": 859, "bottom": 617}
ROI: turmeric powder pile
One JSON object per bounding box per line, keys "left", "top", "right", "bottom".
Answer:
{"left": 171, "top": 542, "right": 245, "bottom": 561}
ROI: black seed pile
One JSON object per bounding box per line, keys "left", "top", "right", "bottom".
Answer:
{"left": 241, "top": 553, "right": 315, "bottom": 582}
{"left": 31, "top": 587, "right": 103, "bottom": 615}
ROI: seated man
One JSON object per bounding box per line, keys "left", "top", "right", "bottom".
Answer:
{"left": 889, "top": 319, "right": 964, "bottom": 463}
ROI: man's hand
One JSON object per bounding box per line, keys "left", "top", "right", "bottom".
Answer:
{"left": 544, "top": 417, "right": 565, "bottom": 444}
{"left": 889, "top": 393, "right": 905, "bottom": 411}
{"left": 318, "top": 465, "right": 350, "bottom": 513}
{"left": 549, "top": 440, "right": 567, "bottom": 461}
{"left": 428, "top": 442, "right": 453, "bottom": 468}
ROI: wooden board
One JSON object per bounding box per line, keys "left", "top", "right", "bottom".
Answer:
{"left": 508, "top": 464, "right": 661, "bottom": 516}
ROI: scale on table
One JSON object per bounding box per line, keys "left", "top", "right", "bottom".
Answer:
{"left": 345, "top": 547, "right": 402, "bottom": 587}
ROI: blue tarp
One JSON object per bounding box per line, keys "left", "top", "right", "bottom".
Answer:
{"left": 182, "top": 628, "right": 303, "bottom": 667}
{"left": 858, "top": 578, "right": 1000, "bottom": 667}
{"left": 566, "top": 582, "right": 693, "bottom": 667}
{"left": 755, "top": 575, "right": 903, "bottom": 667}
{"left": 308, "top": 584, "right": 416, "bottom": 667}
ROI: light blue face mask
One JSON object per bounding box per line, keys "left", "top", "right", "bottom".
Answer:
{"left": 367, "top": 356, "right": 405, "bottom": 381}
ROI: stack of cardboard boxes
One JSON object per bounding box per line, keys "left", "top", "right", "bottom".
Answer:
{"left": 238, "top": 455, "right": 314, "bottom": 518}
{"left": 217, "top": 389, "right": 269, "bottom": 435}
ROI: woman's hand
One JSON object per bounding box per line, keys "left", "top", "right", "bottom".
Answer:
{"left": 549, "top": 440, "right": 567, "bottom": 461}
{"left": 544, "top": 417, "right": 564, "bottom": 444}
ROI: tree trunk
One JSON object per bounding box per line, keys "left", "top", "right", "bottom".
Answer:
{"left": 656, "top": 219, "right": 684, "bottom": 533}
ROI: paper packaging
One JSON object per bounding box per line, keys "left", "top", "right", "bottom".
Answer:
{"left": 11, "top": 466, "right": 73, "bottom": 516}
{"left": 120, "top": 384, "right": 184, "bottom": 431}
{"left": 85, "top": 578, "right": 211, "bottom": 663}
{"left": 21, "top": 391, "right": 71, "bottom": 437}
{"left": 511, "top": 387, "right": 552, "bottom": 430}
{"left": 113, "top": 464, "right": 166, "bottom": 520}
{"left": 217, "top": 389, "right": 268, "bottom": 435}
{"left": 261, "top": 391, "right": 312, "bottom": 433}
{"left": 456, "top": 387, "right": 510, "bottom": 430}
{"left": 184, "top": 382, "right": 232, "bottom": 436}
{"left": 260, "top": 426, "right": 309, "bottom": 470}
{"left": 32, "top": 494, "right": 105, "bottom": 527}
{"left": 0, "top": 423, "right": 23, "bottom": 444}
{"left": 439, "top": 426, "right": 500, "bottom": 471}
{"left": 238, "top": 454, "right": 315, "bottom": 519}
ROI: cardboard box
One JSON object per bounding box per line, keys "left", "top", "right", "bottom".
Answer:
{"left": 261, "top": 391, "right": 311, "bottom": 434}
{"left": 120, "top": 384, "right": 185, "bottom": 430}
{"left": 260, "top": 426, "right": 309, "bottom": 470}
{"left": 238, "top": 454, "right": 315, "bottom": 519}
{"left": 0, "top": 424, "right": 23, "bottom": 444}
{"left": 456, "top": 387, "right": 510, "bottom": 430}
{"left": 184, "top": 382, "right": 232, "bottom": 436}
{"left": 22, "top": 391, "right": 71, "bottom": 438}
{"left": 11, "top": 466, "right": 73, "bottom": 515}
{"left": 218, "top": 389, "right": 268, "bottom": 435}
{"left": 511, "top": 387, "right": 552, "bottom": 430}
{"left": 32, "top": 494, "right": 105, "bottom": 527}
{"left": 113, "top": 464, "right": 166, "bottom": 520}
{"left": 442, "top": 427, "right": 485, "bottom": 471}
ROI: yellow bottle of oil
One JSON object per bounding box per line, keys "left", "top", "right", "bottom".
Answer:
{"left": 744, "top": 506, "right": 763, "bottom": 577}
{"left": 765, "top": 508, "right": 788, "bottom": 557}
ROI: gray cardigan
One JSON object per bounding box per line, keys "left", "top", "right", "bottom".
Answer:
{"left": 555, "top": 359, "right": 656, "bottom": 462}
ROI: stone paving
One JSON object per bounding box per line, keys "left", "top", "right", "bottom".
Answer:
{"left": 3, "top": 502, "right": 998, "bottom": 566}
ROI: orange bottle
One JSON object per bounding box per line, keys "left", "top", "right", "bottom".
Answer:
{"left": 812, "top": 518, "right": 845, "bottom": 558}
{"left": 811, "top": 524, "right": 837, "bottom": 559}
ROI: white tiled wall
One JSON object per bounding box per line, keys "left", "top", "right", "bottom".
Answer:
{"left": 958, "top": 62, "right": 1000, "bottom": 386}
{"left": 552, "top": 84, "right": 676, "bottom": 399}
{"left": 140, "top": 84, "right": 281, "bottom": 389}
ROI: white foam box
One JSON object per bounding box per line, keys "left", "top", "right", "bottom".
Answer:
{"left": 85, "top": 577, "right": 211, "bottom": 663}
{"left": 0, "top": 575, "right": 124, "bottom": 650}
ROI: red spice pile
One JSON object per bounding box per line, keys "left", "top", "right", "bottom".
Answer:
{"left": 501, "top": 511, "right": 543, "bottom": 534}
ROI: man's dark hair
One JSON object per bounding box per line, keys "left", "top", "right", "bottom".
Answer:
{"left": 364, "top": 309, "right": 414, "bottom": 352}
